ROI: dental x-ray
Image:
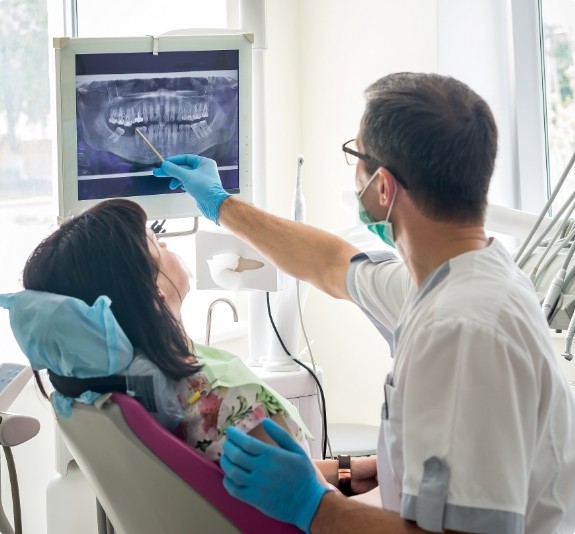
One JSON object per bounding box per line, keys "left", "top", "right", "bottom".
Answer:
{"left": 75, "top": 50, "right": 240, "bottom": 201}
{"left": 55, "top": 35, "right": 252, "bottom": 220}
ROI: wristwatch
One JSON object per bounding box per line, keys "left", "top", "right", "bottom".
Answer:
{"left": 337, "top": 454, "right": 353, "bottom": 496}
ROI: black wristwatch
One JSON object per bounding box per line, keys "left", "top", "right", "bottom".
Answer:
{"left": 337, "top": 454, "right": 353, "bottom": 496}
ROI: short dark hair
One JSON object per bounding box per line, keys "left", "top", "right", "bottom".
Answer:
{"left": 361, "top": 72, "right": 497, "bottom": 223}
{"left": 23, "top": 199, "right": 200, "bottom": 392}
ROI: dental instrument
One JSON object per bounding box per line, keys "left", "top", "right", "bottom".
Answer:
{"left": 292, "top": 155, "right": 305, "bottom": 222}
{"left": 134, "top": 127, "right": 164, "bottom": 162}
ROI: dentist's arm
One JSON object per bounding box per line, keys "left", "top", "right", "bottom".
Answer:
{"left": 154, "top": 155, "right": 359, "bottom": 300}
{"left": 219, "top": 196, "right": 358, "bottom": 299}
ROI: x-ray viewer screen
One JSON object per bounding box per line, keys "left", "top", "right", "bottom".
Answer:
{"left": 75, "top": 50, "right": 239, "bottom": 201}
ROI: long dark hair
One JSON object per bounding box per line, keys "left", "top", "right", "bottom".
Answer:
{"left": 23, "top": 199, "right": 200, "bottom": 397}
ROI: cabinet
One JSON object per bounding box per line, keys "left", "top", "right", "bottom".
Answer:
{"left": 252, "top": 366, "right": 323, "bottom": 459}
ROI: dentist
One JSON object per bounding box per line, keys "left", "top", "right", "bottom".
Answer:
{"left": 154, "top": 72, "right": 575, "bottom": 534}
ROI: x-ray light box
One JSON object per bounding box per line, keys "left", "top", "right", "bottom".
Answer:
{"left": 54, "top": 34, "right": 253, "bottom": 220}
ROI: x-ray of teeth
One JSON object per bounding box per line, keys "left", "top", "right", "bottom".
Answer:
{"left": 76, "top": 75, "right": 239, "bottom": 176}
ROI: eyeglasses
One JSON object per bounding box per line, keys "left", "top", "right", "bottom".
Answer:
{"left": 342, "top": 139, "right": 374, "bottom": 166}
{"left": 341, "top": 139, "right": 409, "bottom": 190}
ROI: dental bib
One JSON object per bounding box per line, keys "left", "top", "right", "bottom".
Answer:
{"left": 193, "top": 343, "right": 312, "bottom": 438}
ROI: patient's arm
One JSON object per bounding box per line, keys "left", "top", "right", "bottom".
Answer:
{"left": 349, "top": 487, "right": 382, "bottom": 507}
{"left": 248, "top": 413, "right": 294, "bottom": 443}
{"left": 248, "top": 414, "right": 331, "bottom": 489}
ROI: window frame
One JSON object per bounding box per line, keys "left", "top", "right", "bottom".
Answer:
{"left": 437, "top": 0, "right": 549, "bottom": 219}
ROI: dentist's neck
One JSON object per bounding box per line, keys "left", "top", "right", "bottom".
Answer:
{"left": 396, "top": 204, "right": 489, "bottom": 287}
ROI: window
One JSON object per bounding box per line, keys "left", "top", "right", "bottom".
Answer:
{"left": 0, "top": 0, "right": 237, "bottom": 364}
{"left": 74, "top": 0, "right": 227, "bottom": 37}
{"left": 437, "top": 0, "right": 574, "bottom": 223}
{"left": 0, "top": 0, "right": 52, "bottom": 362}
{"left": 541, "top": 0, "right": 575, "bottom": 210}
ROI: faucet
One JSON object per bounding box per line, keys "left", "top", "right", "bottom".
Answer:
{"left": 205, "top": 298, "right": 239, "bottom": 346}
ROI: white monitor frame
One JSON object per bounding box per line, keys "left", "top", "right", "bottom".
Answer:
{"left": 54, "top": 33, "right": 253, "bottom": 221}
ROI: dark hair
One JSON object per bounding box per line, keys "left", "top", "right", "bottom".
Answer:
{"left": 361, "top": 72, "right": 498, "bottom": 224}
{"left": 23, "top": 199, "right": 200, "bottom": 397}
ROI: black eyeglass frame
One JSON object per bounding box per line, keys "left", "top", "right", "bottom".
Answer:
{"left": 342, "top": 139, "right": 409, "bottom": 190}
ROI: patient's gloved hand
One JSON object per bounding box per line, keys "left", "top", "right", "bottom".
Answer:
{"left": 221, "top": 418, "right": 330, "bottom": 533}
{"left": 152, "top": 154, "right": 230, "bottom": 224}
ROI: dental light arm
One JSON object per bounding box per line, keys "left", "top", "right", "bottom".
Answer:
{"left": 533, "top": 224, "right": 575, "bottom": 289}
{"left": 530, "top": 216, "right": 575, "bottom": 285}
{"left": 515, "top": 150, "right": 575, "bottom": 266}
{"left": 511, "top": 149, "right": 575, "bottom": 334}
{"left": 518, "top": 190, "right": 575, "bottom": 271}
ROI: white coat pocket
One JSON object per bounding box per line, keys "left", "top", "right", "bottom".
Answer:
{"left": 377, "top": 373, "right": 404, "bottom": 511}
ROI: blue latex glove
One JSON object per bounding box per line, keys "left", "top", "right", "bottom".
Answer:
{"left": 221, "top": 418, "right": 330, "bottom": 533}
{"left": 152, "top": 154, "right": 230, "bottom": 224}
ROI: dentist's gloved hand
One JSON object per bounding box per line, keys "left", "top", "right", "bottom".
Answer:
{"left": 221, "top": 418, "right": 330, "bottom": 533}
{"left": 152, "top": 154, "right": 230, "bottom": 224}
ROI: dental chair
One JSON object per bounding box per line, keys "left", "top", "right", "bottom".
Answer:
{"left": 56, "top": 391, "right": 302, "bottom": 534}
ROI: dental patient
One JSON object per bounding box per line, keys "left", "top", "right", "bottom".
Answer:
{"left": 8, "top": 198, "right": 313, "bottom": 463}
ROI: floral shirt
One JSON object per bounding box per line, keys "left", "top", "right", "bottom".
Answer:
{"left": 173, "top": 370, "right": 305, "bottom": 461}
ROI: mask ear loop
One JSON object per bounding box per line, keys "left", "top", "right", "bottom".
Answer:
{"left": 358, "top": 168, "right": 381, "bottom": 199}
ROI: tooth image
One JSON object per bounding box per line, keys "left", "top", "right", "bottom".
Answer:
{"left": 193, "top": 103, "right": 201, "bottom": 121}
{"left": 202, "top": 121, "right": 213, "bottom": 137}
{"left": 76, "top": 76, "right": 239, "bottom": 168}
{"left": 124, "top": 109, "right": 133, "bottom": 127}
{"left": 108, "top": 108, "right": 118, "bottom": 125}
{"left": 108, "top": 126, "right": 125, "bottom": 143}
{"left": 191, "top": 122, "right": 202, "bottom": 139}
{"left": 198, "top": 120, "right": 209, "bottom": 137}
{"left": 165, "top": 124, "right": 172, "bottom": 146}
{"left": 117, "top": 108, "right": 125, "bottom": 126}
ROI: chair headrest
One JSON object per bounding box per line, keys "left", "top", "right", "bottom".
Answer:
{"left": 0, "top": 290, "right": 134, "bottom": 416}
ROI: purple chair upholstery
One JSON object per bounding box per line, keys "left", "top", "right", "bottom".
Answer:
{"left": 56, "top": 392, "right": 303, "bottom": 533}
{"left": 111, "top": 393, "right": 302, "bottom": 533}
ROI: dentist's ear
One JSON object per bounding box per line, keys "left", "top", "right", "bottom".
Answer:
{"left": 376, "top": 167, "right": 398, "bottom": 207}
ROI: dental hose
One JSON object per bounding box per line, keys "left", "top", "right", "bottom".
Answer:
{"left": 265, "top": 292, "right": 329, "bottom": 460}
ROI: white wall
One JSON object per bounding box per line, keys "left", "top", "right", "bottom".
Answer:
{"left": 264, "top": 0, "right": 438, "bottom": 426}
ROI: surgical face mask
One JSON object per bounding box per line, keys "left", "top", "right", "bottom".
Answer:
{"left": 356, "top": 170, "right": 397, "bottom": 248}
